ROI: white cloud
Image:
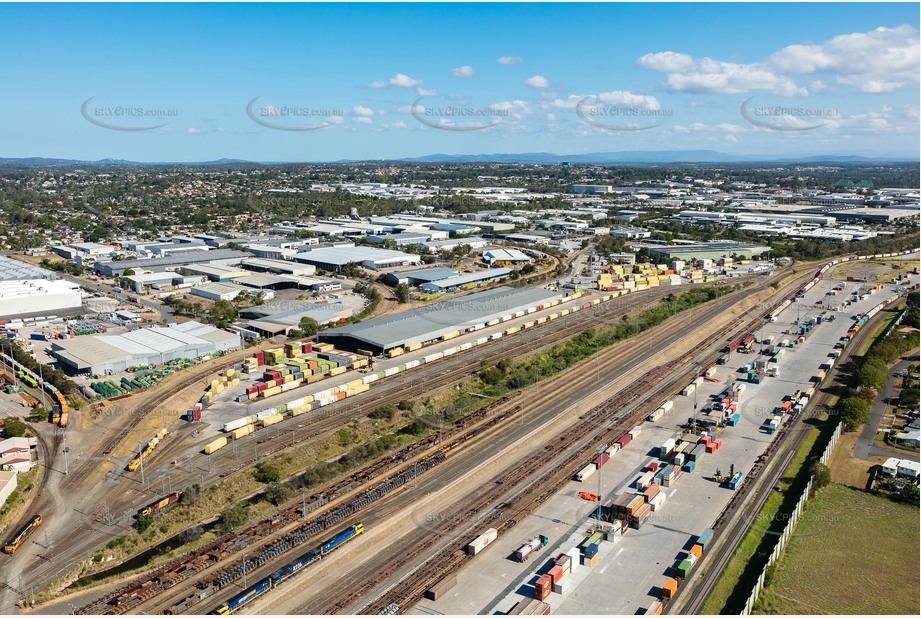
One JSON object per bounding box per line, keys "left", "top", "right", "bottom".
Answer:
{"left": 549, "top": 91, "right": 661, "bottom": 111}
{"left": 353, "top": 105, "right": 374, "bottom": 117}
{"left": 354, "top": 117, "right": 373, "bottom": 125}
{"left": 637, "top": 25, "right": 920, "bottom": 95}
{"left": 497, "top": 56, "right": 524, "bottom": 64}
{"left": 187, "top": 127, "right": 201, "bottom": 134}
{"left": 452, "top": 65, "right": 476, "bottom": 78}
{"left": 383, "top": 121, "right": 408, "bottom": 129}
{"left": 368, "top": 73, "right": 423, "bottom": 89}
{"left": 724, "top": 134, "right": 739, "bottom": 144}
{"left": 417, "top": 87, "right": 438, "bottom": 96}
{"left": 524, "top": 75, "right": 550, "bottom": 89}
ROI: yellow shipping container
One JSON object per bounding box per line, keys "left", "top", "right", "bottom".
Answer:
{"left": 523, "top": 321, "right": 535, "bottom": 329}
{"left": 407, "top": 342, "right": 423, "bottom": 352}
{"left": 442, "top": 331, "right": 460, "bottom": 340}
{"left": 226, "top": 368, "right": 234, "bottom": 377}
{"left": 346, "top": 379, "right": 364, "bottom": 391}
{"left": 232, "top": 425, "right": 254, "bottom": 440}
{"left": 290, "top": 406, "right": 307, "bottom": 417}
{"left": 549, "top": 313, "right": 559, "bottom": 320}
{"left": 648, "top": 278, "right": 660, "bottom": 287}
{"left": 214, "top": 384, "right": 224, "bottom": 394}
{"left": 284, "top": 375, "right": 294, "bottom": 383}
{"left": 536, "top": 316, "right": 547, "bottom": 324}
{"left": 329, "top": 366, "right": 346, "bottom": 377}
{"left": 261, "top": 386, "right": 282, "bottom": 397}
{"left": 204, "top": 437, "right": 228, "bottom": 454}
{"left": 314, "top": 342, "right": 334, "bottom": 352}
{"left": 386, "top": 347, "right": 404, "bottom": 358}
{"left": 261, "top": 414, "right": 283, "bottom": 427}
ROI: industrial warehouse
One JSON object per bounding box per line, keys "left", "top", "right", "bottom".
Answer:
{"left": 317, "top": 286, "right": 567, "bottom": 354}
{"left": 49, "top": 320, "right": 242, "bottom": 374}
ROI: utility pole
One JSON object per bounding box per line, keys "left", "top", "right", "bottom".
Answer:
{"left": 62, "top": 441, "right": 69, "bottom": 475}
{"left": 37, "top": 362, "right": 47, "bottom": 409}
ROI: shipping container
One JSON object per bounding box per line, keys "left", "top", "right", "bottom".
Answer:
{"left": 662, "top": 578, "right": 678, "bottom": 600}
{"left": 649, "top": 491, "right": 667, "bottom": 512}
{"left": 575, "top": 463, "right": 597, "bottom": 482}
{"left": 534, "top": 575, "right": 552, "bottom": 601}
{"left": 203, "top": 437, "right": 227, "bottom": 454}
{"left": 424, "top": 574, "right": 458, "bottom": 601}
{"left": 467, "top": 528, "right": 498, "bottom": 555}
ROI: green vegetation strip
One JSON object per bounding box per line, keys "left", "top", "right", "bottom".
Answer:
{"left": 753, "top": 484, "right": 920, "bottom": 615}
{"left": 701, "top": 410, "right": 838, "bottom": 614}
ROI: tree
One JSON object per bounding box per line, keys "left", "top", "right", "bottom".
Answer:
{"left": 856, "top": 358, "right": 889, "bottom": 391}
{"left": 395, "top": 283, "right": 410, "bottom": 304}
{"left": 836, "top": 397, "right": 871, "bottom": 431}
{"left": 899, "top": 387, "right": 919, "bottom": 408}
{"left": 220, "top": 504, "right": 249, "bottom": 532}
{"left": 123, "top": 268, "right": 136, "bottom": 276}
{"left": 2, "top": 419, "right": 27, "bottom": 437}
{"left": 900, "top": 482, "right": 919, "bottom": 505}
{"left": 265, "top": 483, "right": 292, "bottom": 506}
{"left": 136, "top": 514, "right": 154, "bottom": 533}
{"left": 253, "top": 462, "right": 281, "bottom": 484}
{"left": 208, "top": 300, "right": 238, "bottom": 328}
{"left": 810, "top": 461, "right": 831, "bottom": 491}
{"left": 296, "top": 316, "right": 319, "bottom": 338}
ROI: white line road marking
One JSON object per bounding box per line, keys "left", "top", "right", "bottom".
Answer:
{"left": 669, "top": 489, "right": 677, "bottom": 498}
{"left": 600, "top": 547, "right": 625, "bottom": 574}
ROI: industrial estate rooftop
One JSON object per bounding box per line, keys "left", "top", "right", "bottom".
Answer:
{"left": 318, "top": 285, "right": 565, "bottom": 353}
{"left": 0, "top": 256, "right": 57, "bottom": 281}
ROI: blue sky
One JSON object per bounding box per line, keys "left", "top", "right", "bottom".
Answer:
{"left": 1, "top": 2, "right": 918, "bottom": 161}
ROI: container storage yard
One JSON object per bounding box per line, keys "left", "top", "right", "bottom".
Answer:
{"left": 413, "top": 268, "right": 915, "bottom": 616}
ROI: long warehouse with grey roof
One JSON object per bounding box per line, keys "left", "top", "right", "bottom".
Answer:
{"left": 317, "top": 286, "right": 567, "bottom": 354}
{"left": 50, "top": 320, "right": 242, "bottom": 374}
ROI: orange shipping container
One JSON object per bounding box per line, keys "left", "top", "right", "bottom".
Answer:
{"left": 689, "top": 544, "right": 703, "bottom": 559}
{"left": 662, "top": 578, "right": 678, "bottom": 599}
{"left": 336, "top": 391, "right": 346, "bottom": 400}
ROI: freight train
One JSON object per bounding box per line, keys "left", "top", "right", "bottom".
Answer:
{"left": 127, "top": 428, "right": 168, "bottom": 472}
{"left": 137, "top": 491, "right": 183, "bottom": 518}
{"left": 213, "top": 523, "right": 364, "bottom": 614}
{"left": 3, "top": 515, "right": 42, "bottom": 554}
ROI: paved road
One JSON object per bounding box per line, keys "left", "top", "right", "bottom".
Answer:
{"left": 854, "top": 352, "right": 920, "bottom": 460}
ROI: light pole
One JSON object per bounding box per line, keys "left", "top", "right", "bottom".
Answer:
{"left": 693, "top": 364, "right": 701, "bottom": 411}
{"left": 596, "top": 444, "right": 607, "bottom": 524}
{"left": 138, "top": 441, "right": 145, "bottom": 485}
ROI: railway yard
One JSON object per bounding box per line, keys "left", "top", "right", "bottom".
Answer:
{"left": 0, "top": 251, "right": 917, "bottom": 617}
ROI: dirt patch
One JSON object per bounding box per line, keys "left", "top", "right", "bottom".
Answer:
{"left": 827, "top": 431, "right": 886, "bottom": 490}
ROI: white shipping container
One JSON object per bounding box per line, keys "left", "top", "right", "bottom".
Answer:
{"left": 404, "top": 360, "right": 420, "bottom": 369}
{"left": 475, "top": 336, "right": 489, "bottom": 345}
{"left": 705, "top": 366, "right": 717, "bottom": 377}
{"left": 649, "top": 492, "right": 667, "bottom": 511}
{"left": 222, "top": 417, "right": 252, "bottom": 432}
{"left": 467, "top": 528, "right": 498, "bottom": 555}
{"left": 636, "top": 470, "right": 656, "bottom": 490}
{"left": 575, "top": 464, "right": 597, "bottom": 482}
{"left": 384, "top": 367, "right": 400, "bottom": 377}
{"left": 605, "top": 443, "right": 621, "bottom": 456}
{"left": 442, "top": 347, "right": 458, "bottom": 357}
{"left": 693, "top": 376, "right": 704, "bottom": 387}
{"left": 459, "top": 342, "right": 472, "bottom": 351}
{"left": 735, "top": 383, "right": 747, "bottom": 393}
{"left": 682, "top": 384, "right": 696, "bottom": 396}
{"left": 287, "top": 397, "right": 306, "bottom": 410}
{"left": 661, "top": 400, "right": 674, "bottom": 412}
{"left": 648, "top": 409, "right": 665, "bottom": 422}
{"left": 631, "top": 426, "right": 643, "bottom": 437}
{"left": 659, "top": 438, "right": 676, "bottom": 457}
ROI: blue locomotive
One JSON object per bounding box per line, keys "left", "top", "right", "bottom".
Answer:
{"left": 214, "top": 523, "right": 363, "bottom": 614}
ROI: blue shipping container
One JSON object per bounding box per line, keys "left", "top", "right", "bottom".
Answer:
{"left": 682, "top": 461, "right": 696, "bottom": 472}
{"left": 697, "top": 528, "right": 713, "bottom": 547}
{"left": 585, "top": 543, "right": 599, "bottom": 558}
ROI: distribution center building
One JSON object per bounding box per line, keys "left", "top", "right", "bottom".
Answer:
{"left": 50, "top": 320, "right": 242, "bottom": 374}
{"left": 0, "top": 279, "right": 83, "bottom": 320}
{"left": 292, "top": 246, "right": 422, "bottom": 271}
{"left": 318, "top": 286, "right": 565, "bottom": 354}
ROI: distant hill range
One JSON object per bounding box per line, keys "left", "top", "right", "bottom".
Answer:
{"left": 0, "top": 151, "right": 915, "bottom": 167}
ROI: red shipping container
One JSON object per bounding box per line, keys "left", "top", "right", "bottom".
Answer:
{"left": 715, "top": 439, "right": 723, "bottom": 448}
{"left": 705, "top": 444, "right": 716, "bottom": 454}
{"left": 548, "top": 565, "right": 565, "bottom": 584}
{"left": 594, "top": 453, "right": 609, "bottom": 468}
{"left": 255, "top": 383, "right": 268, "bottom": 392}
{"left": 534, "top": 575, "right": 551, "bottom": 601}
{"left": 617, "top": 434, "right": 632, "bottom": 447}
{"left": 700, "top": 435, "right": 712, "bottom": 445}
{"left": 648, "top": 462, "right": 659, "bottom": 472}
{"left": 192, "top": 409, "right": 202, "bottom": 422}
{"left": 302, "top": 342, "right": 313, "bottom": 354}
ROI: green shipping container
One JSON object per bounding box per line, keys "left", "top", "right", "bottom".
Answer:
{"left": 677, "top": 559, "right": 693, "bottom": 578}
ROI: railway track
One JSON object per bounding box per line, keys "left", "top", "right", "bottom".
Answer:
{"left": 282, "top": 268, "right": 817, "bottom": 614}
{"left": 671, "top": 297, "right": 895, "bottom": 615}
{"left": 68, "top": 283, "right": 712, "bottom": 613}
{"left": 50, "top": 266, "right": 811, "bottom": 612}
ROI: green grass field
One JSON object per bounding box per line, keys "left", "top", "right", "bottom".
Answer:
{"left": 754, "top": 483, "right": 920, "bottom": 615}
